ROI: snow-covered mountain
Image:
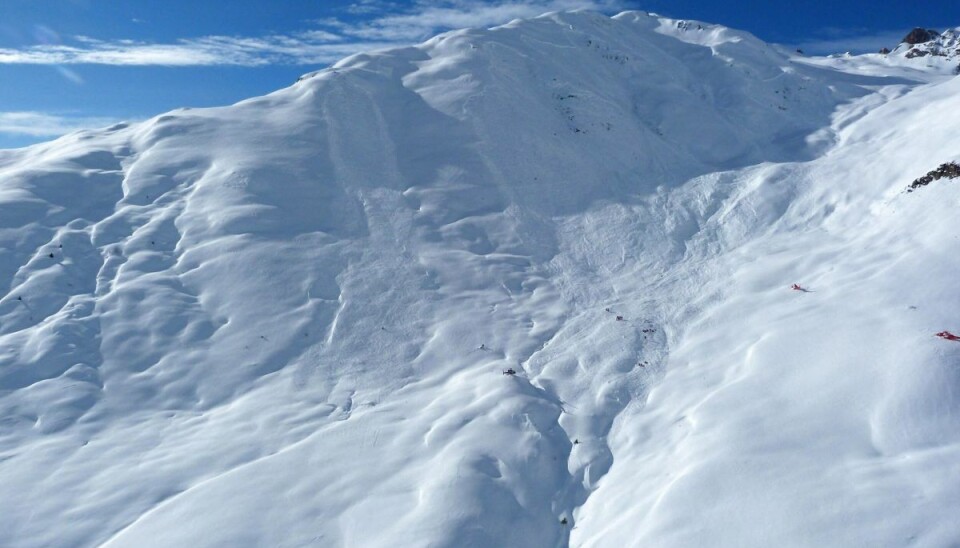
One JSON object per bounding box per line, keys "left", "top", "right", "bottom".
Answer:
{"left": 2, "top": 10, "right": 959, "bottom": 547}
{"left": 892, "top": 26, "right": 960, "bottom": 60}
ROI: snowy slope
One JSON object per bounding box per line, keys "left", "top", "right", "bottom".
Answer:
{"left": 1, "top": 10, "right": 959, "bottom": 547}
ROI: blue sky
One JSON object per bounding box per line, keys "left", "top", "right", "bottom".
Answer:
{"left": 1, "top": 0, "right": 958, "bottom": 149}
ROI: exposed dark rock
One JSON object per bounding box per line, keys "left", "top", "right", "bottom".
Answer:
{"left": 902, "top": 28, "right": 939, "bottom": 45}
{"left": 879, "top": 47, "right": 891, "bottom": 54}
{"left": 907, "top": 162, "right": 960, "bottom": 191}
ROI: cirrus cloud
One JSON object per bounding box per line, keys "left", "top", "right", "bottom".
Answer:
{"left": 0, "top": 0, "right": 627, "bottom": 67}
{"left": 0, "top": 111, "right": 123, "bottom": 137}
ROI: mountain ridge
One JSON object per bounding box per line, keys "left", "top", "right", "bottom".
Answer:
{"left": 891, "top": 26, "right": 960, "bottom": 67}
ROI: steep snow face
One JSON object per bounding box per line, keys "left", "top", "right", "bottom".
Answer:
{"left": 571, "top": 72, "right": 960, "bottom": 548}
{"left": 2, "top": 10, "right": 960, "bottom": 548}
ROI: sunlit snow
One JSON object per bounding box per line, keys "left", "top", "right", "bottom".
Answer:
{"left": 1, "top": 11, "right": 959, "bottom": 547}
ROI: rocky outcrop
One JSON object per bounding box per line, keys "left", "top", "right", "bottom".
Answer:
{"left": 888, "top": 27, "right": 960, "bottom": 70}
{"left": 905, "top": 48, "right": 933, "bottom": 58}
{"left": 907, "top": 162, "right": 960, "bottom": 191}
{"left": 902, "top": 28, "right": 939, "bottom": 45}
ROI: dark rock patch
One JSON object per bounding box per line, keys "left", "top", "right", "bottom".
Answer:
{"left": 902, "top": 28, "right": 940, "bottom": 45}
{"left": 907, "top": 162, "right": 960, "bottom": 191}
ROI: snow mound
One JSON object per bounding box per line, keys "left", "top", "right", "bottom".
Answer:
{"left": 1, "top": 10, "right": 959, "bottom": 547}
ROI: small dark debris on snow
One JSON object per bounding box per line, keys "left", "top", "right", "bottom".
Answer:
{"left": 615, "top": 315, "right": 624, "bottom": 321}
{"left": 560, "top": 517, "right": 568, "bottom": 525}
{"left": 573, "top": 439, "right": 580, "bottom": 445}
{"left": 502, "top": 368, "right": 517, "bottom": 376}
{"left": 48, "top": 253, "right": 55, "bottom": 259}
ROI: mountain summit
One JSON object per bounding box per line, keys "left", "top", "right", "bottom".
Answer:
{"left": 890, "top": 26, "right": 960, "bottom": 67}
{"left": 2, "top": 10, "right": 959, "bottom": 548}
{"left": 902, "top": 27, "right": 941, "bottom": 45}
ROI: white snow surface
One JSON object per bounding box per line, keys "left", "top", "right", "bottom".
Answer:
{"left": 1, "top": 10, "right": 959, "bottom": 547}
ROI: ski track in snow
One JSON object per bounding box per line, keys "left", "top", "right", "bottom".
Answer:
{"left": 2, "top": 10, "right": 960, "bottom": 548}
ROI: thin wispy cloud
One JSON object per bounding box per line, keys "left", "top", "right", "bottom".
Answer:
{"left": 0, "top": 112, "right": 121, "bottom": 137}
{"left": 0, "top": 0, "right": 625, "bottom": 67}
{"left": 346, "top": 0, "right": 403, "bottom": 16}
{"left": 0, "top": 34, "right": 390, "bottom": 66}
{"left": 328, "top": 0, "right": 625, "bottom": 41}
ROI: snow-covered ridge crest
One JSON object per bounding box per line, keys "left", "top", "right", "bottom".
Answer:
{"left": 2, "top": 9, "right": 960, "bottom": 548}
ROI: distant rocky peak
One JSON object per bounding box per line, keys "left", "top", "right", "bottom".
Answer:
{"left": 890, "top": 26, "right": 960, "bottom": 63}
{"left": 902, "top": 27, "right": 939, "bottom": 45}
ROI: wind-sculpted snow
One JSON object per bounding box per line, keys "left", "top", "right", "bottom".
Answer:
{"left": 2, "top": 10, "right": 960, "bottom": 548}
